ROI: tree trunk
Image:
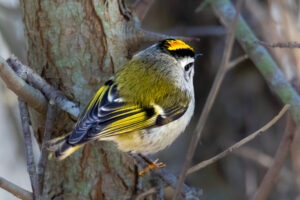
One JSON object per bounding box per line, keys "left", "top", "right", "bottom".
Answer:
{"left": 20, "top": 0, "right": 151, "bottom": 199}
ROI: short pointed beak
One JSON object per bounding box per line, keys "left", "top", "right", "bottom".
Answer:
{"left": 195, "top": 53, "right": 203, "bottom": 59}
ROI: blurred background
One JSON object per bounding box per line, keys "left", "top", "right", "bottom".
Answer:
{"left": 0, "top": 0, "right": 299, "bottom": 199}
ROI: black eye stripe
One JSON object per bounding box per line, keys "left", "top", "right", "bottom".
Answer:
{"left": 184, "top": 63, "right": 193, "bottom": 71}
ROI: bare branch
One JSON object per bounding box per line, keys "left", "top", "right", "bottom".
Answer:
{"left": 187, "top": 104, "right": 290, "bottom": 175}
{"left": 228, "top": 54, "right": 249, "bottom": 70}
{"left": 195, "top": 0, "right": 211, "bottom": 13}
{"left": 257, "top": 41, "right": 300, "bottom": 48}
{"left": 7, "top": 56, "right": 80, "bottom": 118}
{"left": 18, "top": 99, "right": 39, "bottom": 200}
{"left": 37, "top": 103, "right": 57, "bottom": 196}
{"left": 0, "top": 56, "right": 47, "bottom": 113}
{"left": 253, "top": 115, "right": 295, "bottom": 200}
{"left": 0, "top": 177, "right": 33, "bottom": 200}
{"left": 136, "top": 28, "right": 200, "bottom": 44}
{"left": 131, "top": 0, "right": 155, "bottom": 21}
{"left": 172, "top": 1, "right": 243, "bottom": 199}
{"left": 164, "top": 25, "right": 226, "bottom": 37}
{"left": 136, "top": 179, "right": 164, "bottom": 200}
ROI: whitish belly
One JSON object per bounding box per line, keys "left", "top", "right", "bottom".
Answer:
{"left": 110, "top": 100, "right": 195, "bottom": 154}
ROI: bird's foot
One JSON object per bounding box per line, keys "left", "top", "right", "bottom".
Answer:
{"left": 139, "top": 159, "right": 166, "bottom": 176}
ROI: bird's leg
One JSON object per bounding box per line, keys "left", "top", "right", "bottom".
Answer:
{"left": 138, "top": 154, "right": 166, "bottom": 176}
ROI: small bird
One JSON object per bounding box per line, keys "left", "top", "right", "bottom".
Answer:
{"left": 47, "top": 39, "right": 196, "bottom": 162}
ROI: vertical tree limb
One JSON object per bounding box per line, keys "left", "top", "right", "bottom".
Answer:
{"left": 252, "top": 115, "right": 296, "bottom": 200}
{"left": 37, "top": 103, "right": 57, "bottom": 196}
{"left": 155, "top": 178, "right": 164, "bottom": 200}
{"left": 18, "top": 99, "right": 39, "bottom": 200}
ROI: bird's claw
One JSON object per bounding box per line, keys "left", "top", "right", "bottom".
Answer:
{"left": 139, "top": 159, "right": 166, "bottom": 176}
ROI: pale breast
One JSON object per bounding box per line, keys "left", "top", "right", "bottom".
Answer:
{"left": 110, "top": 99, "right": 195, "bottom": 154}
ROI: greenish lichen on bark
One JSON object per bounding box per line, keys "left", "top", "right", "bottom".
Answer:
{"left": 20, "top": 0, "right": 152, "bottom": 199}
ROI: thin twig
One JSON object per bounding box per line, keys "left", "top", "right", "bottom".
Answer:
{"left": 130, "top": 0, "right": 155, "bottom": 21}
{"left": 195, "top": 0, "right": 211, "bottom": 13}
{"left": 187, "top": 104, "right": 290, "bottom": 175}
{"left": 164, "top": 26, "right": 226, "bottom": 37}
{"left": 0, "top": 177, "right": 33, "bottom": 200}
{"left": 7, "top": 56, "right": 80, "bottom": 118}
{"left": 253, "top": 114, "right": 295, "bottom": 200}
{"left": 37, "top": 103, "right": 57, "bottom": 196}
{"left": 136, "top": 180, "right": 164, "bottom": 200}
{"left": 136, "top": 28, "right": 200, "bottom": 43}
{"left": 0, "top": 56, "right": 47, "bottom": 113}
{"left": 133, "top": 155, "right": 201, "bottom": 199}
{"left": 156, "top": 178, "right": 164, "bottom": 200}
{"left": 257, "top": 41, "right": 300, "bottom": 48}
{"left": 136, "top": 188, "right": 156, "bottom": 200}
{"left": 172, "top": 1, "right": 243, "bottom": 199}
{"left": 228, "top": 54, "right": 249, "bottom": 70}
{"left": 18, "top": 99, "right": 39, "bottom": 200}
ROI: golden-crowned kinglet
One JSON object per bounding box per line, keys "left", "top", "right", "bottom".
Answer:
{"left": 47, "top": 39, "right": 197, "bottom": 160}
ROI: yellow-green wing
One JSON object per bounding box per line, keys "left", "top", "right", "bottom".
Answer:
{"left": 67, "top": 80, "right": 188, "bottom": 145}
{"left": 87, "top": 103, "right": 157, "bottom": 139}
{"left": 67, "top": 81, "right": 112, "bottom": 144}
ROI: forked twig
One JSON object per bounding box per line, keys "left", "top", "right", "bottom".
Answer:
{"left": 187, "top": 105, "right": 290, "bottom": 175}
{"left": 172, "top": 1, "right": 244, "bottom": 199}
{"left": 0, "top": 56, "right": 47, "bottom": 113}
{"left": 7, "top": 56, "right": 80, "bottom": 118}
{"left": 228, "top": 54, "right": 249, "bottom": 70}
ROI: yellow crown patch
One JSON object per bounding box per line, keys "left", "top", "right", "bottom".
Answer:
{"left": 166, "top": 40, "right": 194, "bottom": 51}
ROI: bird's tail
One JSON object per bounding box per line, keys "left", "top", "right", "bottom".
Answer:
{"left": 46, "top": 132, "right": 82, "bottom": 160}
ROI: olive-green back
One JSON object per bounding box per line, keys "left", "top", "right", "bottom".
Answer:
{"left": 115, "top": 59, "right": 189, "bottom": 108}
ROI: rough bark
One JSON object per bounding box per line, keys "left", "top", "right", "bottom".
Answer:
{"left": 20, "top": 0, "right": 151, "bottom": 199}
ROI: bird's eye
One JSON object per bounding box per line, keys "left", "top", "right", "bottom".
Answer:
{"left": 184, "top": 63, "right": 193, "bottom": 71}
